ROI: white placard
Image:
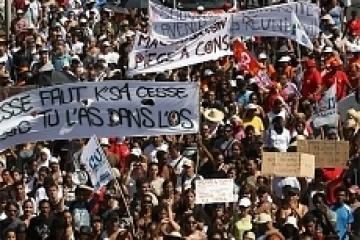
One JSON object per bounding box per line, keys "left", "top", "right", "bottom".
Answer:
{"left": 81, "top": 136, "right": 113, "bottom": 190}
{"left": 149, "top": 0, "right": 320, "bottom": 39}
{"left": 195, "top": 179, "right": 234, "bottom": 204}
{"left": 312, "top": 84, "right": 337, "bottom": 128}
{"left": 0, "top": 81, "right": 199, "bottom": 150}
{"left": 128, "top": 17, "right": 232, "bottom": 75}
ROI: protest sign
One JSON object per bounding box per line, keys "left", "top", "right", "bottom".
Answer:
{"left": 312, "top": 84, "right": 337, "bottom": 128}
{"left": 81, "top": 136, "right": 113, "bottom": 190}
{"left": 0, "top": 81, "right": 199, "bottom": 150}
{"left": 297, "top": 140, "right": 349, "bottom": 168}
{"left": 149, "top": 0, "right": 320, "bottom": 38}
{"left": 128, "top": 18, "right": 232, "bottom": 75}
{"left": 261, "top": 152, "right": 315, "bottom": 178}
{"left": 195, "top": 179, "right": 234, "bottom": 204}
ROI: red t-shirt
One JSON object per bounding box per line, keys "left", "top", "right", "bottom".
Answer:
{"left": 348, "top": 19, "right": 360, "bottom": 36}
{"left": 301, "top": 68, "right": 322, "bottom": 100}
{"left": 322, "top": 70, "right": 349, "bottom": 100}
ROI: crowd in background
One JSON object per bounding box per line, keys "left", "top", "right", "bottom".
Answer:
{"left": 1, "top": 0, "right": 360, "bottom": 240}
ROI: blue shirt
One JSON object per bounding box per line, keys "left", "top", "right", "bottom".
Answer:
{"left": 52, "top": 54, "right": 72, "bottom": 71}
{"left": 331, "top": 204, "right": 353, "bottom": 240}
{"left": 237, "top": 90, "right": 253, "bottom": 105}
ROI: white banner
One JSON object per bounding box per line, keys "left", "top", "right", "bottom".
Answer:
{"left": 128, "top": 18, "right": 232, "bottom": 75}
{"left": 195, "top": 179, "right": 234, "bottom": 204}
{"left": 312, "top": 84, "right": 337, "bottom": 128}
{"left": 149, "top": 1, "right": 320, "bottom": 39}
{"left": 81, "top": 136, "right": 113, "bottom": 190}
{"left": 0, "top": 81, "right": 199, "bottom": 150}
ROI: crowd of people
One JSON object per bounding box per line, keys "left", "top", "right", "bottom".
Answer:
{"left": 1, "top": 0, "right": 360, "bottom": 240}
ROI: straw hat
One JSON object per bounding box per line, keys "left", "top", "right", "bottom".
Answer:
{"left": 203, "top": 108, "right": 224, "bottom": 123}
{"left": 168, "top": 231, "right": 182, "bottom": 237}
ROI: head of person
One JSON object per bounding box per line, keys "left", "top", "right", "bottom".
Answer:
{"left": 38, "top": 199, "right": 51, "bottom": 218}
{"left": 183, "top": 159, "right": 195, "bottom": 177}
{"left": 184, "top": 214, "right": 197, "bottom": 233}
{"left": 91, "top": 215, "right": 103, "bottom": 235}
{"left": 238, "top": 197, "right": 251, "bottom": 218}
{"left": 312, "top": 192, "right": 328, "bottom": 210}
{"left": 78, "top": 226, "right": 93, "bottom": 240}
{"left": 3, "top": 229, "right": 16, "bottom": 240}
{"left": 273, "top": 116, "right": 285, "bottom": 130}
{"left": 335, "top": 186, "right": 348, "bottom": 205}
{"left": 302, "top": 214, "right": 317, "bottom": 235}
{"left": 22, "top": 199, "right": 34, "bottom": 217}
{"left": 5, "top": 201, "right": 19, "bottom": 220}
{"left": 255, "top": 213, "right": 273, "bottom": 233}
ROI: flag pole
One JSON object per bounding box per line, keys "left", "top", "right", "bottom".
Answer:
{"left": 196, "top": 82, "right": 201, "bottom": 175}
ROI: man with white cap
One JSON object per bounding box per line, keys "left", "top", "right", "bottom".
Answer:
{"left": 175, "top": 159, "right": 203, "bottom": 193}
{"left": 232, "top": 198, "right": 252, "bottom": 240}
{"left": 258, "top": 52, "right": 275, "bottom": 78}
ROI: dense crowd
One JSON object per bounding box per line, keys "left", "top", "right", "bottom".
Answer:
{"left": 1, "top": 0, "right": 360, "bottom": 240}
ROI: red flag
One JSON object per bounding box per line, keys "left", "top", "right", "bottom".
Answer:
{"left": 233, "top": 39, "right": 260, "bottom": 75}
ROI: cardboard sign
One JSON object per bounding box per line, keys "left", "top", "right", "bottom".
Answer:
{"left": 297, "top": 140, "right": 349, "bottom": 168}
{"left": 261, "top": 152, "right": 315, "bottom": 178}
{"left": 195, "top": 179, "right": 234, "bottom": 204}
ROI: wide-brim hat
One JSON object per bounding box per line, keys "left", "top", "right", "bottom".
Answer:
{"left": 203, "top": 108, "right": 224, "bottom": 123}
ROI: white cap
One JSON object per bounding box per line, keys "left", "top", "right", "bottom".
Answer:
{"left": 278, "top": 56, "right": 291, "bottom": 62}
{"left": 238, "top": 197, "right": 251, "bottom": 207}
{"left": 258, "top": 53, "right": 267, "bottom": 59}
{"left": 80, "top": 18, "right": 87, "bottom": 23}
{"left": 323, "top": 46, "right": 333, "bottom": 53}
{"left": 99, "top": 138, "right": 109, "bottom": 146}
{"left": 50, "top": 157, "right": 59, "bottom": 164}
{"left": 352, "top": 46, "right": 360, "bottom": 53}
{"left": 246, "top": 103, "right": 258, "bottom": 110}
{"left": 130, "top": 148, "right": 142, "bottom": 156}
{"left": 98, "top": 54, "right": 106, "bottom": 61}
{"left": 125, "top": 30, "right": 135, "bottom": 37}
{"left": 204, "top": 69, "right": 214, "bottom": 76}
{"left": 284, "top": 216, "right": 298, "bottom": 229}
{"left": 72, "top": 55, "right": 81, "bottom": 62}
{"left": 102, "top": 41, "right": 111, "bottom": 47}
{"left": 197, "top": 5, "right": 204, "bottom": 11}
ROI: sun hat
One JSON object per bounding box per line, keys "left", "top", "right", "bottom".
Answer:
{"left": 203, "top": 108, "right": 224, "bottom": 123}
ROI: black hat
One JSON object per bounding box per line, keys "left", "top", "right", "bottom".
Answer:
{"left": 79, "top": 226, "right": 93, "bottom": 236}
{"left": 107, "top": 211, "right": 120, "bottom": 222}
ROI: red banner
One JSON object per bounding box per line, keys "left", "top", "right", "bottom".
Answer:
{"left": 233, "top": 39, "right": 260, "bottom": 75}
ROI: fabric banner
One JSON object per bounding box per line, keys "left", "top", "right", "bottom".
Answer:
{"left": 128, "top": 18, "right": 232, "bottom": 75}
{"left": 81, "top": 136, "right": 113, "bottom": 190}
{"left": 312, "top": 84, "right": 337, "bottom": 128}
{"left": 0, "top": 81, "right": 199, "bottom": 150}
{"left": 149, "top": 0, "right": 320, "bottom": 38}
{"left": 233, "top": 39, "right": 260, "bottom": 75}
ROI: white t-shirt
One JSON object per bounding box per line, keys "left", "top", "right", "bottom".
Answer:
{"left": 265, "top": 128, "right": 291, "bottom": 152}
{"left": 175, "top": 174, "right": 204, "bottom": 193}
{"left": 272, "top": 177, "right": 301, "bottom": 199}
{"left": 143, "top": 143, "right": 169, "bottom": 163}
{"left": 267, "top": 110, "right": 287, "bottom": 126}
{"left": 168, "top": 155, "right": 189, "bottom": 175}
